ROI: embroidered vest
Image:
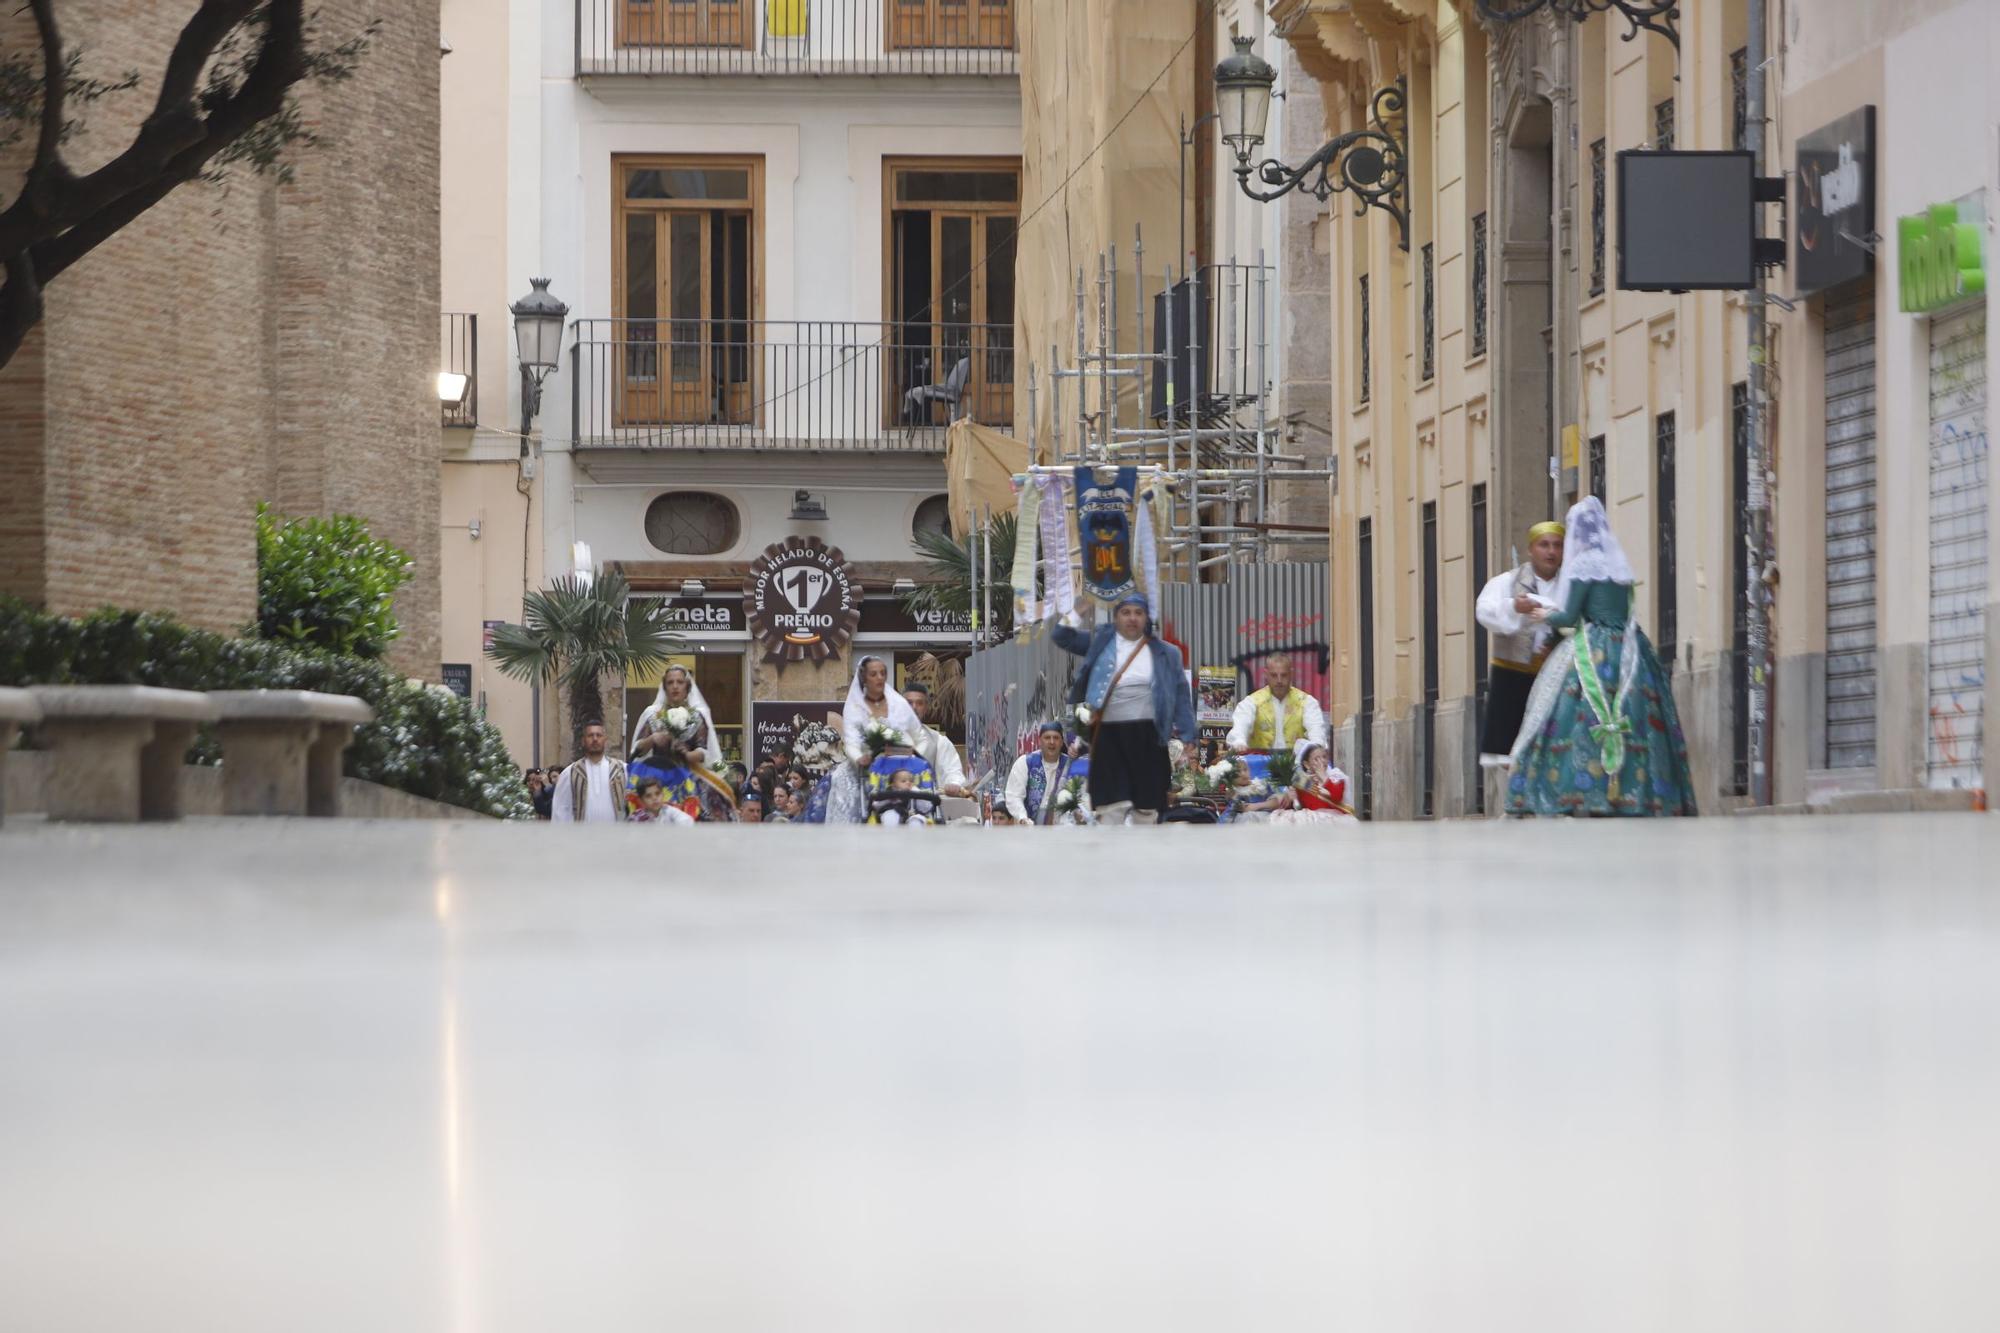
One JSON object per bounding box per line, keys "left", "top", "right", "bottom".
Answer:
{"left": 567, "top": 758, "right": 629, "bottom": 821}
{"left": 1248, "top": 688, "right": 1309, "bottom": 749}
{"left": 1489, "top": 563, "right": 1552, "bottom": 672}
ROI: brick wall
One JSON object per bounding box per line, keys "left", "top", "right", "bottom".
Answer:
{"left": 0, "top": 2, "right": 441, "bottom": 675}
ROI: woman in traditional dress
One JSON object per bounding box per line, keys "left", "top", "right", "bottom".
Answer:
{"left": 812, "top": 655, "right": 935, "bottom": 824}
{"left": 1506, "top": 496, "right": 1699, "bottom": 817}
{"left": 1052, "top": 595, "right": 1197, "bottom": 826}
{"left": 627, "top": 664, "right": 736, "bottom": 821}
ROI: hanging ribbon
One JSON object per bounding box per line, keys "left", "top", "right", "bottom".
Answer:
{"left": 1038, "top": 472, "right": 1076, "bottom": 622}
{"left": 1574, "top": 622, "right": 1637, "bottom": 783}
{"left": 1011, "top": 475, "right": 1043, "bottom": 625}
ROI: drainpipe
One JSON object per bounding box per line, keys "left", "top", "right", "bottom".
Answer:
{"left": 1746, "top": 0, "right": 1774, "bottom": 805}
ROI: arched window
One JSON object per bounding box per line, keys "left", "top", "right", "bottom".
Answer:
{"left": 644, "top": 491, "right": 740, "bottom": 555}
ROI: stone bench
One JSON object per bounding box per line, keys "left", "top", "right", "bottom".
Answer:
{"left": 209, "top": 691, "right": 375, "bottom": 817}
{"left": 30, "top": 686, "right": 219, "bottom": 822}
{"left": 0, "top": 687, "right": 43, "bottom": 826}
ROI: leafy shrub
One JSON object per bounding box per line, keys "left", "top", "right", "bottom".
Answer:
{"left": 256, "top": 504, "right": 414, "bottom": 659}
{"left": 0, "top": 599, "right": 531, "bottom": 820}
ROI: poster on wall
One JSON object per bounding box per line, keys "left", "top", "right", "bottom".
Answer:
{"left": 750, "top": 701, "right": 845, "bottom": 769}
{"left": 1196, "top": 666, "right": 1237, "bottom": 724}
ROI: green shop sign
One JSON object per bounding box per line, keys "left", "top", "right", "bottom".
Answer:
{"left": 1899, "top": 201, "right": 1985, "bottom": 312}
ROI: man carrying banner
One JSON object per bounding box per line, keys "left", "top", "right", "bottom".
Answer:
{"left": 1473, "top": 518, "right": 1565, "bottom": 765}
{"left": 1226, "top": 655, "right": 1328, "bottom": 754}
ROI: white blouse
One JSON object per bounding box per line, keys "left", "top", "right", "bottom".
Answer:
{"left": 1101, "top": 634, "right": 1155, "bottom": 723}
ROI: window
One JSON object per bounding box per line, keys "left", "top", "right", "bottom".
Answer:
{"left": 614, "top": 155, "right": 760, "bottom": 427}
{"left": 1731, "top": 382, "right": 1752, "bottom": 795}
{"left": 887, "top": 158, "right": 1019, "bottom": 428}
{"left": 1357, "top": 274, "right": 1371, "bottom": 405}
{"left": 1420, "top": 243, "right": 1436, "bottom": 382}
{"left": 645, "top": 491, "right": 741, "bottom": 555}
{"left": 1655, "top": 410, "right": 1678, "bottom": 675}
{"left": 1730, "top": 48, "right": 1749, "bottom": 151}
{"left": 1421, "top": 500, "right": 1439, "bottom": 817}
{"left": 1469, "top": 213, "right": 1488, "bottom": 358}
{"left": 1654, "top": 98, "right": 1675, "bottom": 151}
{"left": 913, "top": 495, "right": 953, "bottom": 542}
{"left": 890, "top": 0, "right": 1016, "bottom": 52}
{"left": 1588, "top": 432, "right": 1607, "bottom": 502}
{"left": 1589, "top": 140, "right": 1606, "bottom": 297}
{"left": 617, "top": 0, "right": 750, "bottom": 50}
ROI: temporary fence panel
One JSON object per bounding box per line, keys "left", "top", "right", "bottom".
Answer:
{"left": 1824, "top": 282, "right": 1879, "bottom": 770}
{"left": 965, "top": 630, "right": 1080, "bottom": 797}
{"left": 1927, "top": 303, "right": 1987, "bottom": 791}
{"left": 1154, "top": 564, "right": 1333, "bottom": 711}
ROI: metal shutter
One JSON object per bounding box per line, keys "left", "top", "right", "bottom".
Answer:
{"left": 1824, "top": 284, "right": 1878, "bottom": 770}
{"left": 1927, "top": 304, "right": 1987, "bottom": 790}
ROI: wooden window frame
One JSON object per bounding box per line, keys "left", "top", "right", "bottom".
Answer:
{"left": 611, "top": 153, "right": 765, "bottom": 428}
{"left": 616, "top": 0, "right": 754, "bottom": 51}
{"left": 887, "top": 0, "right": 1017, "bottom": 53}
{"left": 881, "top": 155, "right": 1021, "bottom": 428}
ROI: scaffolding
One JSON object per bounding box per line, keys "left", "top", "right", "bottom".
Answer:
{"left": 1024, "top": 230, "right": 1333, "bottom": 575}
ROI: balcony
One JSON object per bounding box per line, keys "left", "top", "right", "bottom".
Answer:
{"left": 571, "top": 318, "right": 1014, "bottom": 451}
{"left": 441, "top": 312, "right": 478, "bottom": 429}
{"left": 578, "top": 0, "right": 1017, "bottom": 78}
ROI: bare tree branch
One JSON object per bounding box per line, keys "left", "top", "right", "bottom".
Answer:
{"left": 153, "top": 0, "right": 263, "bottom": 120}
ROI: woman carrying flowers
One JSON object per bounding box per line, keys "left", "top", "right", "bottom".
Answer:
{"left": 811, "top": 655, "right": 937, "bottom": 824}
{"left": 628, "top": 664, "right": 736, "bottom": 821}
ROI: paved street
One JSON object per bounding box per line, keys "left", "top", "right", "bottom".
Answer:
{"left": 3, "top": 815, "right": 1997, "bottom": 1332}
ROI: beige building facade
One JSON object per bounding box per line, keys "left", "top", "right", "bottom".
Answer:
{"left": 0, "top": 1, "right": 444, "bottom": 679}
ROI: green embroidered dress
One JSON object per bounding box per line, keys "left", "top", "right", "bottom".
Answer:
{"left": 1504, "top": 579, "right": 1699, "bottom": 817}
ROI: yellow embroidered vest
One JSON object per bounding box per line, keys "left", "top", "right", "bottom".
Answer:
{"left": 1249, "top": 688, "right": 1308, "bottom": 749}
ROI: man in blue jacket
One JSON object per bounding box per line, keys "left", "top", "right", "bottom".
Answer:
{"left": 1053, "top": 594, "right": 1197, "bottom": 825}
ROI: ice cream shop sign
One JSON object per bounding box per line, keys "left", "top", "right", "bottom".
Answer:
{"left": 1899, "top": 198, "right": 1986, "bottom": 313}
{"left": 745, "top": 536, "right": 861, "bottom": 664}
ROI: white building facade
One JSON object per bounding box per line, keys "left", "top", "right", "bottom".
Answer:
{"left": 443, "top": 0, "right": 1022, "bottom": 766}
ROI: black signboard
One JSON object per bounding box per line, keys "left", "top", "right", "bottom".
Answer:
{"left": 750, "top": 700, "right": 844, "bottom": 767}
{"left": 857, "top": 596, "right": 975, "bottom": 636}
{"left": 1795, "top": 105, "right": 1875, "bottom": 297}
{"left": 634, "top": 595, "right": 746, "bottom": 635}
{"left": 440, "top": 663, "right": 473, "bottom": 698}
{"left": 1618, "top": 150, "right": 1756, "bottom": 291}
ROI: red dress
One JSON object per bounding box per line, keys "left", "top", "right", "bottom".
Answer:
{"left": 1297, "top": 779, "right": 1349, "bottom": 812}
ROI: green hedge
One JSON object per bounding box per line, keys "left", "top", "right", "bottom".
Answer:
{"left": 0, "top": 600, "right": 531, "bottom": 820}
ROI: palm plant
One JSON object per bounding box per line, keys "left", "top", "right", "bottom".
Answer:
{"left": 485, "top": 570, "right": 681, "bottom": 750}
{"left": 904, "top": 511, "right": 1018, "bottom": 640}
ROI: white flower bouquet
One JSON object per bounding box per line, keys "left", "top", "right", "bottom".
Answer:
{"left": 863, "top": 720, "right": 911, "bottom": 756}
{"left": 1053, "top": 775, "right": 1085, "bottom": 814}
{"left": 649, "top": 702, "right": 705, "bottom": 757}
{"left": 1074, "top": 703, "right": 1093, "bottom": 729}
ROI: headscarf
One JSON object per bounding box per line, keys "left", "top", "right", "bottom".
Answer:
{"left": 1037, "top": 720, "right": 1066, "bottom": 741}
{"left": 842, "top": 654, "right": 925, "bottom": 756}
{"left": 1291, "top": 738, "right": 1326, "bottom": 789}
{"left": 1548, "top": 495, "right": 1637, "bottom": 612}
{"left": 630, "top": 663, "right": 717, "bottom": 758}
{"left": 1527, "top": 520, "right": 1566, "bottom": 543}
{"left": 1112, "top": 593, "right": 1151, "bottom": 640}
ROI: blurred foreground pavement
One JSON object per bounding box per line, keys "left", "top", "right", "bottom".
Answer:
{"left": 2, "top": 815, "right": 1997, "bottom": 1332}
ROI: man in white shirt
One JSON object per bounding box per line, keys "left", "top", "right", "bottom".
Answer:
{"left": 551, "top": 720, "right": 629, "bottom": 823}
{"left": 1226, "top": 655, "right": 1329, "bottom": 753}
{"left": 903, "top": 684, "right": 970, "bottom": 798}
{"left": 1473, "top": 519, "right": 1565, "bottom": 764}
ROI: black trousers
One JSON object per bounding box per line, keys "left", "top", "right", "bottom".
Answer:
{"left": 1480, "top": 663, "right": 1538, "bottom": 756}
{"left": 1089, "top": 719, "right": 1172, "bottom": 811}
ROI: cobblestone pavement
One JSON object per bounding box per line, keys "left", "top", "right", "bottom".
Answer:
{"left": 3, "top": 815, "right": 1996, "bottom": 1332}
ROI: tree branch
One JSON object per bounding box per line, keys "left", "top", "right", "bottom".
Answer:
{"left": 0, "top": 255, "right": 47, "bottom": 374}
{"left": 153, "top": 0, "right": 263, "bottom": 120}
{"left": 28, "top": 0, "right": 65, "bottom": 172}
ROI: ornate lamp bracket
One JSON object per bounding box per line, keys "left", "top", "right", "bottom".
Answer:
{"left": 1233, "top": 78, "right": 1411, "bottom": 251}
{"left": 1477, "top": 0, "right": 1680, "bottom": 52}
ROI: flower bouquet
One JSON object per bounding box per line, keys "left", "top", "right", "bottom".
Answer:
{"left": 1073, "top": 703, "right": 1094, "bottom": 730}
{"left": 1265, "top": 748, "right": 1297, "bottom": 791}
{"left": 1053, "top": 775, "right": 1087, "bottom": 822}
{"left": 862, "top": 719, "right": 912, "bottom": 757}
{"left": 649, "top": 704, "right": 706, "bottom": 762}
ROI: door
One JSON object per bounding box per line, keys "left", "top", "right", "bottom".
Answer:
{"left": 619, "top": 0, "right": 749, "bottom": 48}
{"left": 1824, "top": 282, "right": 1877, "bottom": 770}
{"left": 888, "top": 162, "right": 1018, "bottom": 428}
{"left": 1927, "top": 303, "right": 1987, "bottom": 790}
{"left": 889, "top": 0, "right": 1015, "bottom": 51}
{"left": 616, "top": 159, "right": 757, "bottom": 428}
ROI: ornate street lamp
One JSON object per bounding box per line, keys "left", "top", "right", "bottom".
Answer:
{"left": 1214, "top": 37, "right": 1411, "bottom": 251}
{"left": 1475, "top": 0, "right": 1679, "bottom": 50}
{"left": 509, "top": 276, "right": 569, "bottom": 428}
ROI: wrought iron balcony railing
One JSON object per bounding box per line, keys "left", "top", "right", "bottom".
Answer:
{"left": 441, "top": 312, "right": 478, "bottom": 428}
{"left": 578, "top": 0, "right": 1017, "bottom": 77}
{"left": 571, "top": 317, "right": 1015, "bottom": 450}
